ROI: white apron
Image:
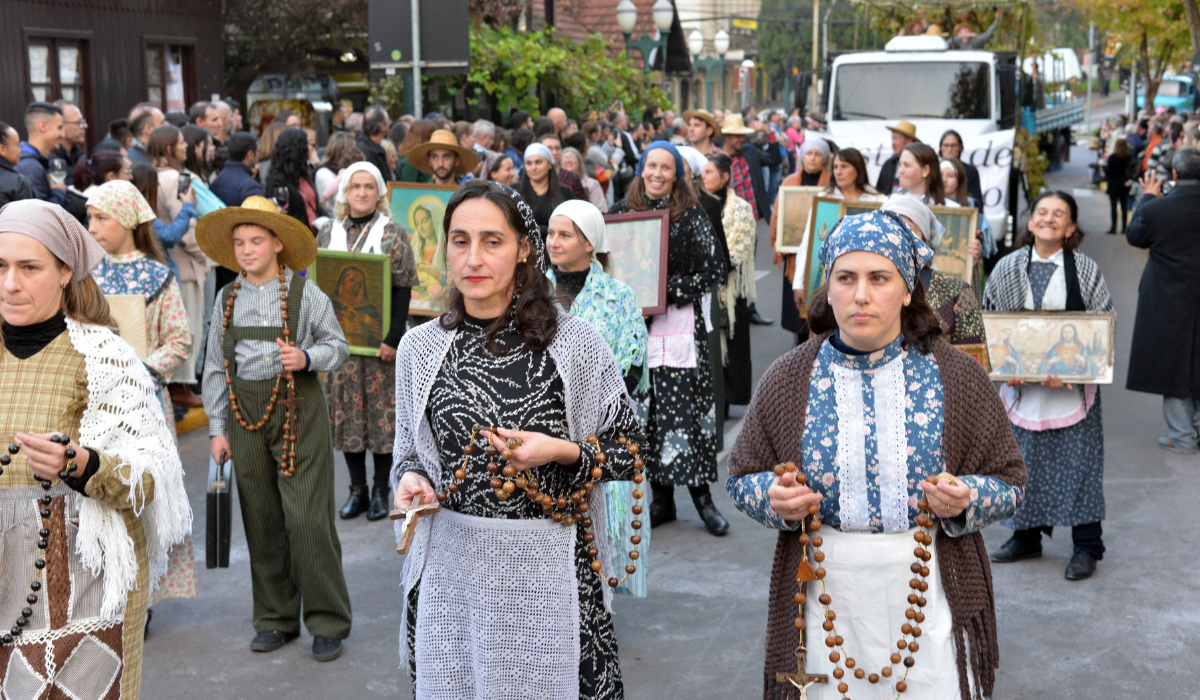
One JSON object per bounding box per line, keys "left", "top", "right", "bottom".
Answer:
{"left": 804, "top": 527, "right": 972, "bottom": 700}
{"left": 328, "top": 214, "right": 389, "bottom": 254}
{"left": 414, "top": 508, "right": 581, "bottom": 700}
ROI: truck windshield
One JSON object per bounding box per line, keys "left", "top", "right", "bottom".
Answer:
{"left": 833, "top": 62, "right": 991, "bottom": 120}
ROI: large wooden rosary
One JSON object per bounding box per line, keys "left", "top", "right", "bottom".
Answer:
{"left": 221, "top": 265, "right": 301, "bottom": 478}
{"left": 774, "top": 461, "right": 942, "bottom": 699}
{"left": 428, "top": 425, "right": 646, "bottom": 589}
{"left": 0, "top": 435, "right": 77, "bottom": 646}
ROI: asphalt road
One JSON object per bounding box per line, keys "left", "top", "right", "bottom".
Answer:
{"left": 141, "top": 146, "right": 1197, "bottom": 699}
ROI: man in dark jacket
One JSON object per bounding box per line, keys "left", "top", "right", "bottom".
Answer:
{"left": 876, "top": 120, "right": 919, "bottom": 195}
{"left": 356, "top": 106, "right": 391, "bottom": 178}
{"left": 1125, "top": 147, "right": 1200, "bottom": 454}
{"left": 17, "top": 102, "right": 67, "bottom": 206}
{"left": 51, "top": 101, "right": 87, "bottom": 186}
{"left": 210, "top": 132, "right": 266, "bottom": 207}
{"left": 0, "top": 122, "right": 34, "bottom": 207}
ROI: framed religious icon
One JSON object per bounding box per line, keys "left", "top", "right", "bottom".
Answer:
{"left": 105, "top": 294, "right": 148, "bottom": 360}
{"left": 800, "top": 197, "right": 844, "bottom": 303}
{"left": 954, "top": 343, "right": 991, "bottom": 373}
{"left": 603, "top": 210, "right": 670, "bottom": 316}
{"left": 929, "top": 206, "right": 979, "bottom": 287}
{"left": 774, "top": 186, "right": 823, "bottom": 254}
{"left": 839, "top": 199, "right": 883, "bottom": 219}
{"left": 388, "top": 182, "right": 458, "bottom": 317}
{"left": 981, "top": 311, "right": 1116, "bottom": 384}
{"left": 308, "top": 250, "right": 392, "bottom": 356}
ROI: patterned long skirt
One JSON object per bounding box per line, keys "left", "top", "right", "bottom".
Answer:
{"left": 638, "top": 301, "right": 719, "bottom": 487}
{"left": 324, "top": 354, "right": 396, "bottom": 454}
{"left": 1004, "top": 391, "right": 1106, "bottom": 530}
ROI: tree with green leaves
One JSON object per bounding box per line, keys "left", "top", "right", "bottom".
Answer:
{"left": 1076, "top": 0, "right": 1189, "bottom": 105}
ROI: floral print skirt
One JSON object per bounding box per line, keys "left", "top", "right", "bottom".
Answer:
{"left": 324, "top": 354, "right": 396, "bottom": 454}
{"left": 1005, "top": 391, "right": 1105, "bottom": 530}
{"left": 150, "top": 535, "right": 198, "bottom": 605}
{"left": 638, "top": 311, "right": 719, "bottom": 487}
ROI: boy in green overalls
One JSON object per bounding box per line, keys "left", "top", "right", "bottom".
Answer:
{"left": 198, "top": 196, "right": 352, "bottom": 662}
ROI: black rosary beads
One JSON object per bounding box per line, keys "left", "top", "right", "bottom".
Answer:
{"left": 0, "top": 434, "right": 76, "bottom": 646}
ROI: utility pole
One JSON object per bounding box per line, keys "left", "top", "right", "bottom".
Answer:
{"left": 411, "top": 0, "right": 423, "bottom": 117}
{"left": 1085, "top": 21, "right": 1094, "bottom": 129}
{"left": 811, "top": 0, "right": 820, "bottom": 112}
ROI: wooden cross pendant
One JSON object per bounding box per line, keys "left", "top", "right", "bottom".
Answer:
{"left": 776, "top": 647, "right": 828, "bottom": 693}
{"left": 278, "top": 391, "right": 304, "bottom": 425}
{"left": 389, "top": 493, "right": 441, "bottom": 555}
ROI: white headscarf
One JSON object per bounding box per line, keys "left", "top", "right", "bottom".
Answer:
{"left": 550, "top": 200, "right": 608, "bottom": 262}
{"left": 336, "top": 161, "right": 387, "bottom": 205}
{"left": 882, "top": 194, "right": 944, "bottom": 251}
{"left": 675, "top": 145, "right": 708, "bottom": 179}
{"left": 524, "top": 143, "right": 554, "bottom": 164}
{"left": 800, "top": 135, "right": 831, "bottom": 159}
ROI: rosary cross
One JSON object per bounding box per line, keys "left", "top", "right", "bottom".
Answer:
{"left": 390, "top": 493, "right": 441, "bottom": 555}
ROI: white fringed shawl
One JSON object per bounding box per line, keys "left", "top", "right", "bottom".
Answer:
{"left": 66, "top": 318, "right": 192, "bottom": 618}
{"left": 391, "top": 312, "right": 632, "bottom": 663}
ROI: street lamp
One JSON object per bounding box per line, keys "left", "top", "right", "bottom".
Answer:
{"left": 618, "top": 0, "right": 675, "bottom": 74}
{"left": 689, "top": 30, "right": 728, "bottom": 110}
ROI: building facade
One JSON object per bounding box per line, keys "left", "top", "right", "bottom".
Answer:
{"left": 0, "top": 0, "right": 223, "bottom": 151}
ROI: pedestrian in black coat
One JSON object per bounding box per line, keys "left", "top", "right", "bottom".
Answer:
{"left": 1125, "top": 149, "right": 1200, "bottom": 453}
{"left": 1104, "top": 139, "right": 1132, "bottom": 234}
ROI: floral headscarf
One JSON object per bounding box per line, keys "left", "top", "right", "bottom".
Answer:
{"left": 86, "top": 181, "right": 157, "bottom": 230}
{"left": 819, "top": 209, "right": 934, "bottom": 291}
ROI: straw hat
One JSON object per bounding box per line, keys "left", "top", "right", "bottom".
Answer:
{"left": 683, "top": 109, "right": 721, "bottom": 136}
{"left": 196, "top": 195, "right": 318, "bottom": 272}
{"left": 718, "top": 113, "right": 755, "bottom": 135}
{"left": 885, "top": 120, "right": 921, "bottom": 143}
{"left": 407, "top": 129, "right": 479, "bottom": 176}
{"left": 924, "top": 24, "right": 949, "bottom": 37}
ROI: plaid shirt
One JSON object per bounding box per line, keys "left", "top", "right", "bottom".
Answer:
{"left": 730, "top": 152, "right": 758, "bottom": 216}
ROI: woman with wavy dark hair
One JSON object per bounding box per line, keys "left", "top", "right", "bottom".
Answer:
{"left": 391, "top": 179, "right": 644, "bottom": 700}
{"left": 609, "top": 141, "right": 729, "bottom": 536}
{"left": 728, "top": 209, "right": 1026, "bottom": 700}
{"left": 265, "top": 127, "right": 320, "bottom": 232}
{"left": 181, "top": 124, "right": 214, "bottom": 181}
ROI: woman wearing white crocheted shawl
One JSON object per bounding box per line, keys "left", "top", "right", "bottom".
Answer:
{"left": 0, "top": 199, "right": 191, "bottom": 700}
{"left": 391, "top": 180, "right": 645, "bottom": 700}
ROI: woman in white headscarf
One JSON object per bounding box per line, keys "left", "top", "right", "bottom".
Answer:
{"left": 881, "top": 194, "right": 985, "bottom": 344}
{"left": 316, "top": 161, "right": 419, "bottom": 521}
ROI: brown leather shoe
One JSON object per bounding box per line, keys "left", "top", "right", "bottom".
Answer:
{"left": 169, "top": 383, "right": 204, "bottom": 408}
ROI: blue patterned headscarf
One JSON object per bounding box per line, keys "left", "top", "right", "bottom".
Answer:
{"left": 635, "top": 141, "right": 685, "bottom": 179}
{"left": 819, "top": 209, "right": 934, "bottom": 291}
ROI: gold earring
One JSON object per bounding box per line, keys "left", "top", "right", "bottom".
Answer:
{"left": 521, "top": 257, "right": 528, "bottom": 263}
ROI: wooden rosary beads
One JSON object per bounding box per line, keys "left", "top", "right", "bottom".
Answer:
{"left": 437, "top": 425, "right": 646, "bottom": 589}
{"left": 776, "top": 461, "right": 939, "bottom": 699}
{"left": 221, "top": 265, "right": 300, "bottom": 478}
{"left": 0, "top": 435, "right": 77, "bottom": 646}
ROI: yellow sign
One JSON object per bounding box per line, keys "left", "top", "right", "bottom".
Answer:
{"left": 732, "top": 18, "right": 758, "bottom": 30}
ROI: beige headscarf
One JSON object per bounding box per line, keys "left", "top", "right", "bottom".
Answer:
{"left": 0, "top": 200, "right": 106, "bottom": 280}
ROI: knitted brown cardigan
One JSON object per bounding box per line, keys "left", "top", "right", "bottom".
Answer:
{"left": 729, "top": 332, "right": 1027, "bottom": 700}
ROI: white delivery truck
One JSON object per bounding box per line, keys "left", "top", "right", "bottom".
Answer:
{"left": 823, "top": 35, "right": 1083, "bottom": 241}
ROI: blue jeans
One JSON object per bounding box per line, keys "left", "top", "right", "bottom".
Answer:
{"left": 1163, "top": 397, "right": 1200, "bottom": 450}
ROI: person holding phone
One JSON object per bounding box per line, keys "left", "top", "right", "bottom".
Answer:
{"left": 148, "top": 124, "right": 210, "bottom": 410}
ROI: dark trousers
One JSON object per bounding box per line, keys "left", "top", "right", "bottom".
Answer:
{"left": 1108, "top": 191, "right": 1128, "bottom": 232}
{"left": 1015, "top": 522, "right": 1105, "bottom": 559}
{"left": 345, "top": 451, "right": 392, "bottom": 489}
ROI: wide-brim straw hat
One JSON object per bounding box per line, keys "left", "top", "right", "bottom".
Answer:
{"left": 683, "top": 109, "right": 721, "bottom": 136}
{"left": 197, "top": 195, "right": 318, "bottom": 272}
{"left": 718, "top": 113, "right": 755, "bottom": 135}
{"left": 886, "top": 119, "right": 921, "bottom": 143}
{"left": 407, "top": 129, "right": 479, "bottom": 176}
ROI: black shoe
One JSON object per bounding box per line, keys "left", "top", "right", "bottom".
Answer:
{"left": 313, "top": 635, "right": 344, "bottom": 662}
{"left": 366, "top": 485, "right": 391, "bottom": 521}
{"left": 339, "top": 485, "right": 369, "bottom": 520}
{"left": 649, "top": 484, "right": 676, "bottom": 528}
{"left": 1105, "top": 228, "right": 1116, "bottom": 234}
{"left": 748, "top": 310, "right": 775, "bottom": 326}
{"left": 988, "top": 536, "right": 1042, "bottom": 563}
{"left": 144, "top": 607, "right": 153, "bottom": 638}
{"left": 692, "top": 492, "right": 729, "bottom": 536}
{"left": 250, "top": 630, "right": 300, "bottom": 652}
{"left": 1065, "top": 551, "right": 1097, "bottom": 580}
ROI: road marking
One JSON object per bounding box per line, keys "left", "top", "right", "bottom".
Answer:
{"left": 1072, "top": 188, "right": 1096, "bottom": 198}
{"left": 755, "top": 270, "right": 771, "bottom": 281}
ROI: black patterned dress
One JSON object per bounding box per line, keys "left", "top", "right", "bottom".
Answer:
{"left": 400, "top": 314, "right": 643, "bottom": 700}
{"left": 608, "top": 197, "right": 725, "bottom": 486}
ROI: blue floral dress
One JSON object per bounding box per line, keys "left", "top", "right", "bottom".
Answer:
{"left": 727, "top": 334, "right": 1021, "bottom": 535}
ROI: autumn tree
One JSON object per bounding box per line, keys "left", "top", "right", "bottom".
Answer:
{"left": 1076, "top": 0, "right": 1189, "bottom": 105}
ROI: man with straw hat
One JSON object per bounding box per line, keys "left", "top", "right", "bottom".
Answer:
{"left": 406, "top": 128, "right": 478, "bottom": 187}
{"left": 684, "top": 109, "right": 721, "bottom": 156}
{"left": 719, "top": 113, "right": 780, "bottom": 221}
{"left": 197, "top": 196, "right": 353, "bottom": 662}
{"left": 876, "top": 119, "right": 921, "bottom": 195}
